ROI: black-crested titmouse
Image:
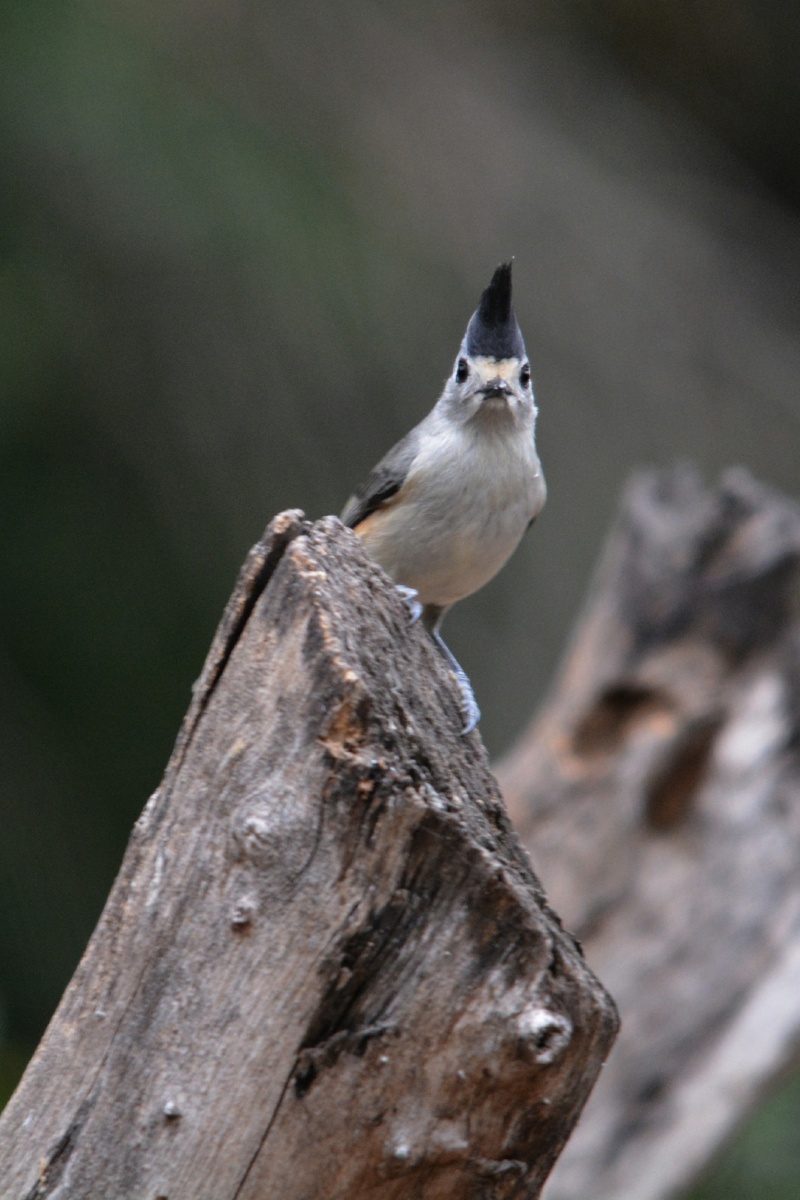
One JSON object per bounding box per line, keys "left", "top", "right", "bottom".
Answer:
{"left": 342, "top": 263, "right": 545, "bottom": 733}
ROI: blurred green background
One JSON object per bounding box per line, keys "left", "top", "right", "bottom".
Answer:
{"left": 1, "top": 1, "right": 799, "bottom": 1194}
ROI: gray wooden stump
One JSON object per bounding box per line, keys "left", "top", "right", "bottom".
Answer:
{"left": 0, "top": 511, "right": 617, "bottom": 1200}
{"left": 499, "top": 465, "right": 800, "bottom": 1200}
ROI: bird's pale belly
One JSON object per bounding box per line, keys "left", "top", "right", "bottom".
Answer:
{"left": 401, "top": 522, "right": 525, "bottom": 606}
{"left": 358, "top": 480, "right": 540, "bottom": 608}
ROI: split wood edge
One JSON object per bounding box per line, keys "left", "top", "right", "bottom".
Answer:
{"left": 0, "top": 510, "right": 618, "bottom": 1200}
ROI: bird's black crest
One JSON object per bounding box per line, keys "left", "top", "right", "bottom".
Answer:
{"left": 464, "top": 262, "right": 525, "bottom": 360}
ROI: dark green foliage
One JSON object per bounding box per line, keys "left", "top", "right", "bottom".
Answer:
{"left": 690, "top": 1075, "right": 800, "bottom": 1200}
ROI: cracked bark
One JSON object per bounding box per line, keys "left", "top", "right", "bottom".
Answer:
{"left": 498, "top": 465, "right": 800, "bottom": 1200}
{"left": 0, "top": 511, "right": 617, "bottom": 1200}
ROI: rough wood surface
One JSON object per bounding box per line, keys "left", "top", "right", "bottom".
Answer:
{"left": 0, "top": 512, "right": 617, "bottom": 1200}
{"left": 497, "top": 465, "right": 800, "bottom": 1200}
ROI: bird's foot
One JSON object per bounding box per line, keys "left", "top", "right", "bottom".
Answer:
{"left": 395, "top": 584, "right": 423, "bottom": 624}
{"left": 431, "top": 631, "right": 481, "bottom": 735}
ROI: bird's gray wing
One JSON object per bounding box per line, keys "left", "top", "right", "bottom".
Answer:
{"left": 341, "top": 427, "right": 421, "bottom": 528}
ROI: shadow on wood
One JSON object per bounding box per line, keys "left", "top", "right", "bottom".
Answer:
{"left": 499, "top": 465, "right": 800, "bottom": 1200}
{"left": 0, "top": 511, "right": 617, "bottom": 1199}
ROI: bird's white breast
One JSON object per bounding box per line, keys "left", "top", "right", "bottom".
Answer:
{"left": 361, "top": 418, "right": 545, "bottom": 608}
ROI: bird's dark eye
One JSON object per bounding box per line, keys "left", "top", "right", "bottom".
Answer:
{"left": 520, "top": 363, "right": 531, "bottom": 387}
{"left": 455, "top": 358, "right": 470, "bottom": 384}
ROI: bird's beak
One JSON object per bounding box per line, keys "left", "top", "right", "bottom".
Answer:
{"left": 481, "top": 379, "right": 512, "bottom": 400}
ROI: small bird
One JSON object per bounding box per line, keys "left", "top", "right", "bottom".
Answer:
{"left": 341, "top": 262, "right": 545, "bottom": 733}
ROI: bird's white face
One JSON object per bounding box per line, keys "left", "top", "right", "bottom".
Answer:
{"left": 440, "top": 351, "right": 535, "bottom": 429}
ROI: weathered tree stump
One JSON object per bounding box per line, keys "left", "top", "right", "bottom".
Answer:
{"left": 0, "top": 511, "right": 617, "bottom": 1199}
{"left": 498, "top": 465, "right": 800, "bottom": 1200}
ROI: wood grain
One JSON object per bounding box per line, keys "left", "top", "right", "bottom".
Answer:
{"left": 498, "top": 465, "right": 800, "bottom": 1200}
{"left": 0, "top": 511, "right": 617, "bottom": 1200}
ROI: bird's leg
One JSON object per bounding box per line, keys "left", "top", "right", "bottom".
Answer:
{"left": 395, "top": 584, "right": 423, "bottom": 624}
{"left": 432, "top": 632, "right": 481, "bottom": 735}
{"left": 423, "top": 605, "right": 481, "bottom": 735}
